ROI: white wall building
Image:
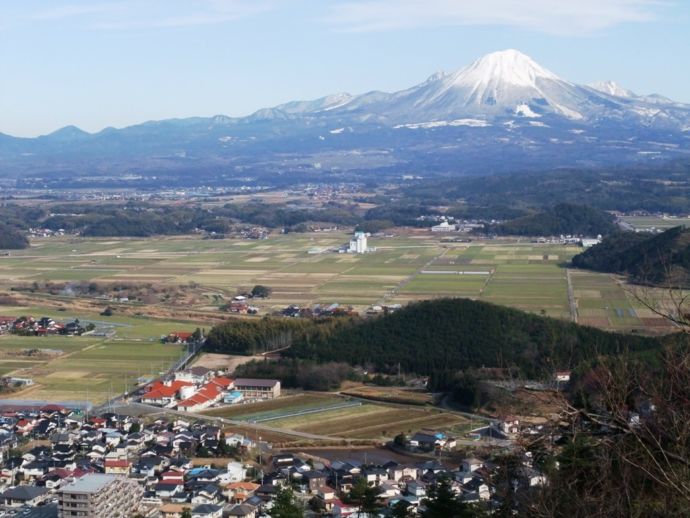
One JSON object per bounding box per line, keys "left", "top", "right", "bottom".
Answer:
{"left": 431, "top": 221, "right": 456, "bottom": 232}
{"left": 349, "top": 232, "right": 368, "bottom": 254}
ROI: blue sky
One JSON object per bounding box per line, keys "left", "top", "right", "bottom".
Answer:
{"left": 1, "top": 0, "right": 689, "bottom": 137}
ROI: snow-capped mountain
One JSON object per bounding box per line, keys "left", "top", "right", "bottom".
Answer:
{"left": 1, "top": 49, "right": 689, "bottom": 183}
{"left": 254, "top": 49, "right": 690, "bottom": 128}
{"left": 588, "top": 80, "right": 636, "bottom": 98}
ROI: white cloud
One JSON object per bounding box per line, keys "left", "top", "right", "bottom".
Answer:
{"left": 30, "top": 0, "right": 273, "bottom": 30}
{"left": 326, "top": 0, "right": 668, "bottom": 35}
{"left": 32, "top": 4, "right": 124, "bottom": 20}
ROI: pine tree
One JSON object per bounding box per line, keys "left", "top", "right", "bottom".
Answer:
{"left": 271, "top": 487, "right": 304, "bottom": 518}
{"left": 422, "top": 477, "right": 479, "bottom": 518}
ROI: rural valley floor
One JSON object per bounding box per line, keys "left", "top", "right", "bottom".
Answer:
{"left": 0, "top": 231, "right": 676, "bottom": 404}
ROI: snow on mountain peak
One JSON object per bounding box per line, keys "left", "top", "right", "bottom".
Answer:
{"left": 252, "top": 49, "right": 686, "bottom": 128}
{"left": 588, "top": 80, "right": 635, "bottom": 98}
{"left": 450, "top": 49, "right": 560, "bottom": 89}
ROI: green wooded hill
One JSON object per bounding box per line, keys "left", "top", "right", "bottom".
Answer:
{"left": 487, "top": 203, "right": 617, "bottom": 237}
{"left": 206, "top": 298, "right": 661, "bottom": 379}
{"left": 572, "top": 226, "right": 690, "bottom": 287}
{"left": 0, "top": 223, "right": 29, "bottom": 249}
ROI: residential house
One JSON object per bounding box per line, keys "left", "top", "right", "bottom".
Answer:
{"left": 226, "top": 481, "right": 259, "bottom": 504}
{"left": 1, "top": 485, "right": 49, "bottom": 507}
{"left": 226, "top": 503, "right": 257, "bottom": 518}
{"left": 159, "top": 503, "right": 192, "bottom": 518}
{"left": 191, "top": 503, "right": 224, "bottom": 518}
{"left": 104, "top": 458, "right": 130, "bottom": 475}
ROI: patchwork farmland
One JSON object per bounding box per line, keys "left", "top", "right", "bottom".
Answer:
{"left": 0, "top": 307, "right": 192, "bottom": 404}
{"left": 0, "top": 232, "right": 673, "bottom": 333}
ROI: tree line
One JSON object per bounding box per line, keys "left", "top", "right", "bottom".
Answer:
{"left": 205, "top": 298, "right": 662, "bottom": 381}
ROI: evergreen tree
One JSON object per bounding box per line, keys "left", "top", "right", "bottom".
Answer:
{"left": 271, "top": 487, "right": 304, "bottom": 518}
{"left": 347, "top": 478, "right": 381, "bottom": 515}
{"left": 423, "top": 477, "right": 478, "bottom": 518}
{"left": 391, "top": 499, "right": 414, "bottom": 518}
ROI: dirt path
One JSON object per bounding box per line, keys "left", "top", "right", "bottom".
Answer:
{"left": 566, "top": 268, "right": 578, "bottom": 323}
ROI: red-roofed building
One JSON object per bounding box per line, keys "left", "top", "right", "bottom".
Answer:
{"left": 104, "top": 459, "right": 131, "bottom": 475}
{"left": 332, "top": 499, "right": 358, "bottom": 517}
{"left": 88, "top": 417, "right": 107, "bottom": 428}
{"left": 41, "top": 404, "right": 66, "bottom": 414}
{"left": 141, "top": 380, "right": 194, "bottom": 407}
{"left": 43, "top": 468, "right": 94, "bottom": 489}
{"left": 226, "top": 482, "right": 260, "bottom": 504}
{"left": 167, "top": 332, "right": 194, "bottom": 344}
{"left": 15, "top": 419, "right": 35, "bottom": 436}
{"left": 209, "top": 377, "right": 234, "bottom": 390}
{"left": 176, "top": 380, "right": 226, "bottom": 412}
{"left": 160, "top": 471, "right": 185, "bottom": 484}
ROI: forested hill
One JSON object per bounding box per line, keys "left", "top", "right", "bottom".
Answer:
{"left": 486, "top": 203, "right": 617, "bottom": 237}
{"left": 0, "top": 223, "right": 29, "bottom": 249}
{"left": 206, "top": 298, "right": 661, "bottom": 379}
{"left": 572, "top": 226, "right": 690, "bottom": 287}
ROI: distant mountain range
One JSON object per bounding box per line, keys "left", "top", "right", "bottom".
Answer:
{"left": 2, "top": 49, "right": 690, "bottom": 186}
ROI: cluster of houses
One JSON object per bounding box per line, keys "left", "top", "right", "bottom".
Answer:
{"left": 280, "top": 303, "right": 358, "bottom": 318}
{"left": 238, "top": 227, "right": 269, "bottom": 241}
{"left": 27, "top": 228, "right": 66, "bottom": 238}
{"left": 164, "top": 331, "right": 198, "bottom": 345}
{"left": 260, "top": 449, "right": 546, "bottom": 516}
{"left": 225, "top": 296, "right": 259, "bottom": 315}
{"left": 431, "top": 221, "right": 485, "bottom": 233}
{"left": 365, "top": 304, "right": 402, "bottom": 316}
{"left": 140, "top": 366, "right": 281, "bottom": 413}
{"left": 0, "top": 316, "right": 86, "bottom": 337}
{"left": 530, "top": 235, "right": 603, "bottom": 247}
{"left": 0, "top": 404, "right": 265, "bottom": 517}
{"left": 0, "top": 399, "right": 558, "bottom": 517}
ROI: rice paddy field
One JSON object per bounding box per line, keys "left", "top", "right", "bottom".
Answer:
{"left": 0, "top": 306, "right": 192, "bottom": 404}
{"left": 0, "top": 232, "right": 675, "bottom": 333}
{"left": 620, "top": 215, "right": 689, "bottom": 232}
{"left": 0, "top": 231, "right": 678, "bottom": 408}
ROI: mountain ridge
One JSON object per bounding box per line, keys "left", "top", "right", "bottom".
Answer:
{"left": 1, "top": 49, "right": 689, "bottom": 182}
{"left": 7, "top": 49, "right": 689, "bottom": 139}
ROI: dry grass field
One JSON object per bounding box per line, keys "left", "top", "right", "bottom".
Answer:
{"left": 271, "top": 404, "right": 468, "bottom": 440}
{"left": 202, "top": 391, "right": 468, "bottom": 442}
{"left": 341, "top": 386, "right": 434, "bottom": 405}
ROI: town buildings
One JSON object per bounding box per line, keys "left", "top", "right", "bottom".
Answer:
{"left": 0, "top": 399, "right": 562, "bottom": 517}
{"left": 139, "top": 369, "right": 280, "bottom": 410}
